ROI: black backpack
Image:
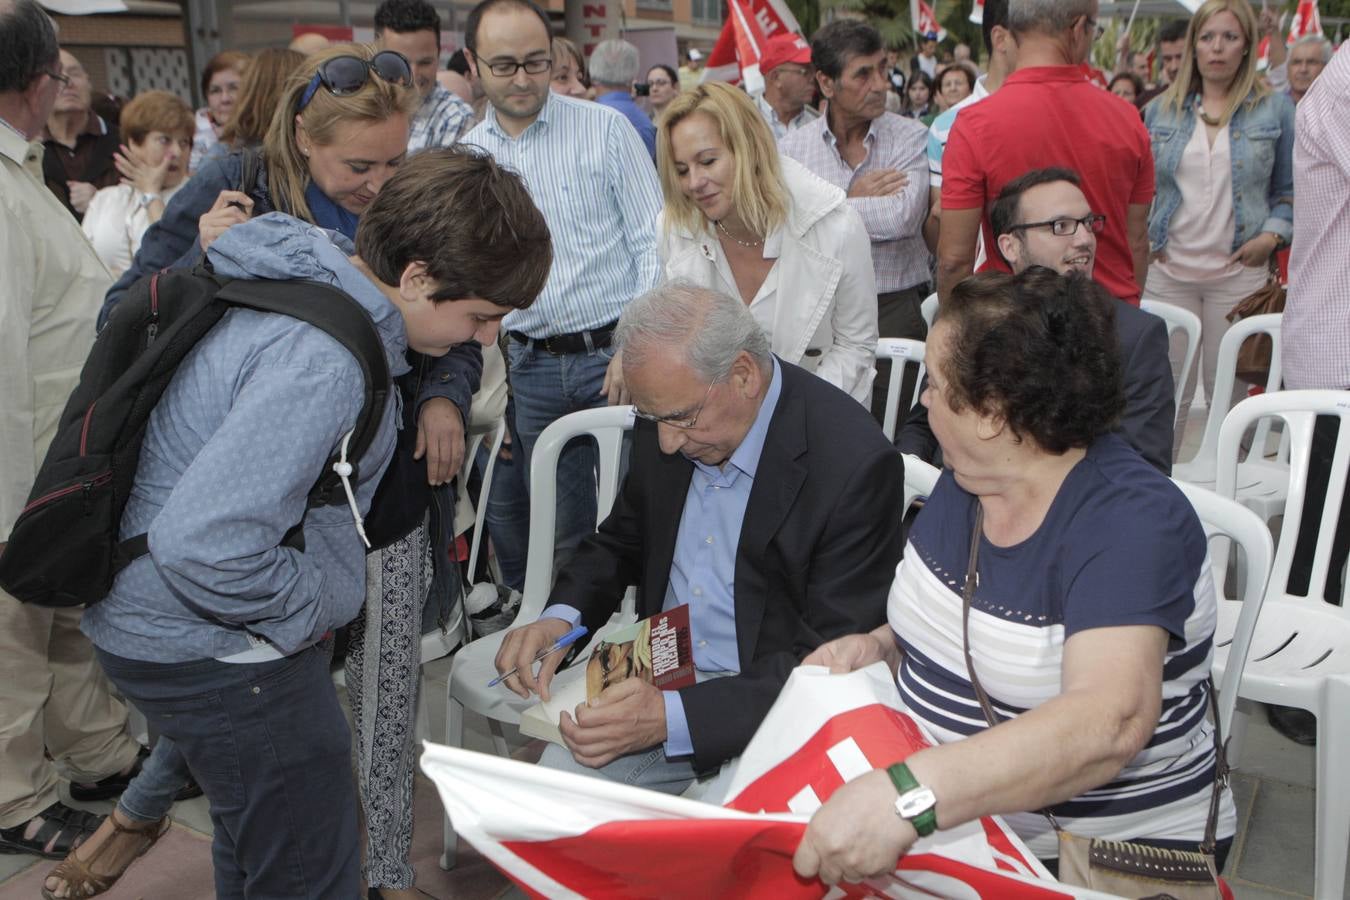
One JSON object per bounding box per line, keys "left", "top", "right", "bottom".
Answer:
{"left": 0, "top": 268, "right": 391, "bottom": 608}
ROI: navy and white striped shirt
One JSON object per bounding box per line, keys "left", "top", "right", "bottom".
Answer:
{"left": 889, "top": 434, "right": 1236, "bottom": 857}
{"left": 465, "top": 93, "right": 663, "bottom": 338}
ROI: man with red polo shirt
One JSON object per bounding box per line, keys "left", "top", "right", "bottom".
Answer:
{"left": 936, "top": 0, "right": 1153, "bottom": 305}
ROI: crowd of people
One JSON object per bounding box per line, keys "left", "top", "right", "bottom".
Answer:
{"left": 1, "top": 0, "right": 1346, "bottom": 896}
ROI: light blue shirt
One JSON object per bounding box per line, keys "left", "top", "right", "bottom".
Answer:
{"left": 465, "top": 93, "right": 663, "bottom": 337}
{"left": 542, "top": 359, "right": 782, "bottom": 758}
{"left": 595, "top": 90, "right": 657, "bottom": 161}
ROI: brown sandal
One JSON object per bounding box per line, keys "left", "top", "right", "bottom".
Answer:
{"left": 40, "top": 815, "right": 170, "bottom": 900}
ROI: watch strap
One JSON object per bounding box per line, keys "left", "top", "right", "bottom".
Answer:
{"left": 886, "top": 762, "right": 937, "bottom": 837}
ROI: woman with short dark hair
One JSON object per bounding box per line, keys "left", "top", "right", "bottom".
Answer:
{"left": 792, "top": 267, "right": 1235, "bottom": 883}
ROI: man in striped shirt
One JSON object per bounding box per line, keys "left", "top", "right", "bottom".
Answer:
{"left": 779, "top": 19, "right": 930, "bottom": 425}
{"left": 464, "top": 0, "right": 662, "bottom": 564}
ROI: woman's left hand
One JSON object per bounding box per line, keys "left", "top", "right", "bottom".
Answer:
{"left": 793, "top": 768, "right": 916, "bottom": 885}
{"left": 114, "top": 143, "right": 169, "bottom": 196}
{"left": 1229, "top": 233, "right": 1280, "bottom": 269}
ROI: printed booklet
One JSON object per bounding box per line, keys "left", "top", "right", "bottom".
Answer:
{"left": 520, "top": 605, "right": 695, "bottom": 744}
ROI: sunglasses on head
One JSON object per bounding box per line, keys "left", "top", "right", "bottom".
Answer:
{"left": 297, "top": 50, "right": 412, "bottom": 111}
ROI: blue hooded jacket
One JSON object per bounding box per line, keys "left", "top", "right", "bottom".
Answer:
{"left": 82, "top": 213, "right": 411, "bottom": 663}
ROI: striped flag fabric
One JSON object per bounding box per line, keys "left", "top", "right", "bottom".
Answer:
{"left": 421, "top": 664, "right": 1121, "bottom": 898}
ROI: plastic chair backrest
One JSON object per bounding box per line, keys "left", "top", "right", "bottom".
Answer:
{"left": 877, "top": 338, "right": 927, "bottom": 441}
{"left": 514, "top": 406, "right": 635, "bottom": 625}
{"left": 1218, "top": 390, "right": 1350, "bottom": 606}
{"left": 920, "top": 293, "right": 939, "bottom": 331}
{"left": 901, "top": 454, "right": 940, "bottom": 515}
{"left": 1183, "top": 313, "right": 1283, "bottom": 468}
{"left": 1170, "top": 479, "right": 1275, "bottom": 736}
{"left": 1140, "top": 299, "right": 1201, "bottom": 414}
{"left": 461, "top": 418, "right": 507, "bottom": 578}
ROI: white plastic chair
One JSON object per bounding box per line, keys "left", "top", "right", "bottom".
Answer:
{"left": 1207, "top": 390, "right": 1350, "bottom": 900}
{"left": 441, "top": 405, "right": 635, "bottom": 868}
{"left": 1168, "top": 480, "right": 1274, "bottom": 738}
{"left": 1173, "top": 313, "right": 1287, "bottom": 526}
{"left": 877, "top": 338, "right": 927, "bottom": 442}
{"left": 1140, "top": 299, "right": 1201, "bottom": 416}
{"left": 901, "top": 453, "right": 940, "bottom": 514}
{"left": 920, "top": 292, "right": 939, "bottom": 331}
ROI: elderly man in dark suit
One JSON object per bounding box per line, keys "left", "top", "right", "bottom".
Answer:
{"left": 495, "top": 279, "right": 905, "bottom": 789}
{"left": 901, "top": 167, "right": 1176, "bottom": 474}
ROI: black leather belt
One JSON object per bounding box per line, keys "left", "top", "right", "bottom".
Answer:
{"left": 508, "top": 321, "right": 618, "bottom": 355}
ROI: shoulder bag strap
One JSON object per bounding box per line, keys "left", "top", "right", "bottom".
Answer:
{"left": 957, "top": 504, "right": 1228, "bottom": 848}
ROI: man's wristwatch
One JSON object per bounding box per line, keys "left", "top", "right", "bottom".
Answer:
{"left": 887, "top": 762, "right": 938, "bottom": 837}
{"left": 137, "top": 191, "right": 159, "bottom": 208}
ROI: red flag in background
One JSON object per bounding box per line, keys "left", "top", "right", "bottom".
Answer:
{"left": 1288, "top": 0, "right": 1323, "bottom": 41}
{"left": 911, "top": 0, "right": 949, "bottom": 41}
{"left": 969, "top": 0, "right": 986, "bottom": 25}
{"left": 703, "top": 0, "right": 802, "bottom": 88}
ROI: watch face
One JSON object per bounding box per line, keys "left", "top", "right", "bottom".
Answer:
{"left": 896, "top": 786, "right": 937, "bottom": 819}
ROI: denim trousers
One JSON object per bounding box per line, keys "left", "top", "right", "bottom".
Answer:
{"left": 95, "top": 643, "right": 359, "bottom": 900}
{"left": 505, "top": 339, "right": 616, "bottom": 569}
{"left": 478, "top": 399, "right": 530, "bottom": 591}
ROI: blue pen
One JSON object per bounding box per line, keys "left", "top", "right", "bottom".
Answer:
{"left": 487, "top": 625, "right": 589, "bottom": 687}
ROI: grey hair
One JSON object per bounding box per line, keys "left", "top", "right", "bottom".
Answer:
{"left": 0, "top": 0, "right": 59, "bottom": 94}
{"left": 1291, "top": 34, "right": 1333, "bottom": 64}
{"left": 616, "top": 279, "right": 771, "bottom": 382}
{"left": 1007, "top": 0, "right": 1094, "bottom": 35}
{"left": 588, "top": 39, "right": 640, "bottom": 87}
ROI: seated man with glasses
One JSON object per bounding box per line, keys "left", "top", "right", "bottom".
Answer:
{"left": 901, "top": 167, "right": 1174, "bottom": 474}
{"left": 494, "top": 279, "right": 905, "bottom": 791}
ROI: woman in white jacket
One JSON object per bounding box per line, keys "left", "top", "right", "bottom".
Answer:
{"left": 655, "top": 82, "right": 878, "bottom": 404}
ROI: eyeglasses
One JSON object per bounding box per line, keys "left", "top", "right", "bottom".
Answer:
{"left": 481, "top": 57, "right": 553, "bottom": 78}
{"left": 297, "top": 51, "right": 413, "bottom": 111}
{"left": 633, "top": 379, "right": 719, "bottom": 430}
{"left": 647, "top": 77, "right": 673, "bottom": 87}
{"left": 1007, "top": 214, "right": 1107, "bottom": 237}
{"left": 45, "top": 70, "right": 71, "bottom": 87}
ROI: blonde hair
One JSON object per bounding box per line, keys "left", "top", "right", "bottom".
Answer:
{"left": 221, "top": 47, "right": 304, "bottom": 148}
{"left": 656, "top": 81, "right": 788, "bottom": 240}
{"left": 263, "top": 43, "right": 418, "bottom": 222}
{"left": 1159, "top": 0, "right": 1268, "bottom": 124}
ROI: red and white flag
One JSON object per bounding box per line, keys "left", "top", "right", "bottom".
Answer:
{"left": 1288, "top": 0, "right": 1323, "bottom": 42}
{"left": 704, "top": 0, "right": 801, "bottom": 89}
{"left": 969, "top": 0, "right": 985, "bottom": 25}
{"left": 911, "top": 0, "right": 949, "bottom": 42}
{"left": 422, "top": 665, "right": 1120, "bottom": 899}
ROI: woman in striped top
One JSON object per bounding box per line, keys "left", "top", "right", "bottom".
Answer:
{"left": 792, "top": 267, "right": 1235, "bottom": 885}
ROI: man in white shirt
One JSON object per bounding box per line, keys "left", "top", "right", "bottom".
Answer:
{"left": 754, "top": 33, "right": 818, "bottom": 141}
{"left": 463, "top": 0, "right": 662, "bottom": 565}
{"left": 0, "top": 0, "right": 142, "bottom": 860}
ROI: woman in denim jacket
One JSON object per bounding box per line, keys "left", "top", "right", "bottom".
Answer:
{"left": 1143, "top": 0, "right": 1293, "bottom": 452}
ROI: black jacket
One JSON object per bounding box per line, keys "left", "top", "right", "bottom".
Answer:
{"left": 549, "top": 361, "right": 906, "bottom": 771}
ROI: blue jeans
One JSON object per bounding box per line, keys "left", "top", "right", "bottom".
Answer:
{"left": 479, "top": 399, "right": 530, "bottom": 591}
{"left": 95, "top": 644, "right": 359, "bottom": 900}
{"left": 117, "top": 737, "right": 190, "bottom": 823}
{"left": 505, "top": 339, "right": 616, "bottom": 569}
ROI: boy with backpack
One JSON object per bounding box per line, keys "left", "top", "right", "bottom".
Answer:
{"left": 57, "top": 148, "right": 550, "bottom": 897}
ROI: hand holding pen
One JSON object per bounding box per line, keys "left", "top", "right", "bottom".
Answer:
{"left": 489, "top": 624, "right": 588, "bottom": 697}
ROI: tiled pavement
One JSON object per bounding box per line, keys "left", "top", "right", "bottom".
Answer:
{"left": 2, "top": 410, "right": 1343, "bottom": 900}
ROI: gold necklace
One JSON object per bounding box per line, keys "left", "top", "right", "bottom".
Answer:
{"left": 715, "top": 218, "right": 763, "bottom": 248}
{"left": 1196, "top": 96, "right": 1224, "bottom": 127}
